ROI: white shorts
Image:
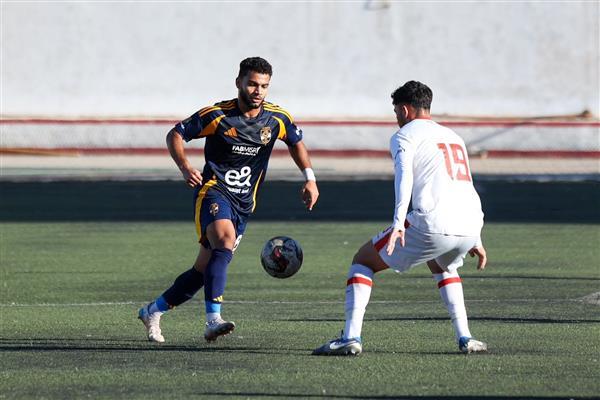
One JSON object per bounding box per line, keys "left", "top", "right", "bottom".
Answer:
{"left": 372, "top": 225, "right": 479, "bottom": 273}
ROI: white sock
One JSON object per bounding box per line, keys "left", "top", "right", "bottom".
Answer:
{"left": 147, "top": 302, "right": 164, "bottom": 316}
{"left": 206, "top": 312, "right": 220, "bottom": 322}
{"left": 343, "top": 264, "right": 374, "bottom": 340}
{"left": 433, "top": 271, "right": 471, "bottom": 341}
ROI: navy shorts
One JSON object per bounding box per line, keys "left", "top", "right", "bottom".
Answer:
{"left": 193, "top": 186, "right": 247, "bottom": 250}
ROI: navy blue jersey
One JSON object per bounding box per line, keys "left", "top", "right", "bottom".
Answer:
{"left": 175, "top": 99, "right": 303, "bottom": 215}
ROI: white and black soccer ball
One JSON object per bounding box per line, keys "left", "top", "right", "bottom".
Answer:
{"left": 260, "top": 236, "right": 303, "bottom": 279}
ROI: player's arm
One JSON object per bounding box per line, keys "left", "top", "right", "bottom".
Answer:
{"left": 166, "top": 128, "right": 203, "bottom": 187}
{"left": 288, "top": 141, "right": 319, "bottom": 211}
{"left": 386, "top": 135, "right": 414, "bottom": 255}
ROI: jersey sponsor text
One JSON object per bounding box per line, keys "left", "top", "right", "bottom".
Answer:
{"left": 232, "top": 145, "right": 261, "bottom": 156}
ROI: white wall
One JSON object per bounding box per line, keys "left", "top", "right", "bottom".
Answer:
{"left": 2, "top": 1, "right": 598, "bottom": 118}
{"left": 3, "top": 121, "right": 598, "bottom": 153}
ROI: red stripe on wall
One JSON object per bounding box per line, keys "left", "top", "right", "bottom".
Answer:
{"left": 1, "top": 147, "right": 599, "bottom": 159}
{"left": 1, "top": 118, "right": 599, "bottom": 128}
{"left": 347, "top": 277, "right": 373, "bottom": 287}
{"left": 0, "top": 118, "right": 178, "bottom": 125}
{"left": 437, "top": 277, "right": 462, "bottom": 288}
{"left": 300, "top": 120, "right": 600, "bottom": 128}
{"left": 484, "top": 150, "right": 600, "bottom": 158}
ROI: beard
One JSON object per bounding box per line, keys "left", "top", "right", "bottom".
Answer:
{"left": 397, "top": 116, "right": 408, "bottom": 127}
{"left": 239, "top": 89, "right": 263, "bottom": 109}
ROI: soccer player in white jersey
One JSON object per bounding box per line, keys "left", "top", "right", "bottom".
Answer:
{"left": 313, "top": 81, "right": 488, "bottom": 356}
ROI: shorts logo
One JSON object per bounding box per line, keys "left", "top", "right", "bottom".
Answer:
{"left": 260, "top": 126, "right": 272, "bottom": 145}
{"left": 209, "top": 203, "right": 219, "bottom": 216}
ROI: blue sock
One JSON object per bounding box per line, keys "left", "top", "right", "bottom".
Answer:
{"left": 150, "top": 295, "right": 170, "bottom": 313}
{"left": 204, "top": 248, "right": 233, "bottom": 315}
{"left": 205, "top": 301, "right": 221, "bottom": 315}
{"left": 161, "top": 267, "right": 204, "bottom": 308}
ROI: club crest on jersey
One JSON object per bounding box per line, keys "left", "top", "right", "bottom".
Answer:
{"left": 209, "top": 203, "right": 219, "bottom": 216}
{"left": 260, "top": 126, "right": 272, "bottom": 145}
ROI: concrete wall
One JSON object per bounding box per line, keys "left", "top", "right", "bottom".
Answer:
{"left": 3, "top": 121, "right": 598, "bottom": 154}
{"left": 2, "top": 1, "right": 598, "bottom": 118}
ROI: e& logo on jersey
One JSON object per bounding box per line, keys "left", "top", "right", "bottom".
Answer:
{"left": 225, "top": 166, "right": 252, "bottom": 189}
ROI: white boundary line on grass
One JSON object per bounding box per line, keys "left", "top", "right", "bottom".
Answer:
{"left": 0, "top": 298, "right": 590, "bottom": 307}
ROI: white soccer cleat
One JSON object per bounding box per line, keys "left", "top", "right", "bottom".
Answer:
{"left": 312, "top": 337, "right": 362, "bottom": 356}
{"left": 204, "top": 317, "right": 235, "bottom": 342}
{"left": 459, "top": 336, "right": 487, "bottom": 354}
{"left": 138, "top": 305, "right": 165, "bottom": 343}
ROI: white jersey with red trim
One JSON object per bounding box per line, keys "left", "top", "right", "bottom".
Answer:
{"left": 390, "top": 119, "right": 484, "bottom": 237}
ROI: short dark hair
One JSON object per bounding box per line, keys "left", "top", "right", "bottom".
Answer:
{"left": 238, "top": 57, "right": 272, "bottom": 78}
{"left": 391, "top": 81, "right": 433, "bottom": 110}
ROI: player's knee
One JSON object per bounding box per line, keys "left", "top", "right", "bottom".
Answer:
{"left": 207, "top": 229, "right": 237, "bottom": 250}
{"left": 351, "top": 249, "right": 364, "bottom": 265}
{"left": 352, "top": 242, "right": 386, "bottom": 273}
{"left": 206, "top": 219, "right": 237, "bottom": 249}
{"left": 211, "top": 236, "right": 236, "bottom": 250}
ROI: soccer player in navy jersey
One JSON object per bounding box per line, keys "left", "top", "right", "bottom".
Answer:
{"left": 139, "top": 57, "right": 319, "bottom": 343}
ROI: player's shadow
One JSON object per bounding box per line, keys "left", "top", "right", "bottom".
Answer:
{"left": 200, "top": 393, "right": 593, "bottom": 400}
{"left": 0, "top": 337, "right": 576, "bottom": 359}
{"left": 464, "top": 274, "right": 600, "bottom": 281}
{"left": 0, "top": 337, "right": 306, "bottom": 355}
{"left": 281, "top": 316, "right": 600, "bottom": 324}
{"left": 0, "top": 337, "right": 460, "bottom": 357}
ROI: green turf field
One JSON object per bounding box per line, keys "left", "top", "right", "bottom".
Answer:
{"left": 1, "top": 221, "right": 599, "bottom": 399}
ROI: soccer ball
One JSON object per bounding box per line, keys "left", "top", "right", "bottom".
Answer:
{"left": 260, "top": 236, "right": 303, "bottom": 279}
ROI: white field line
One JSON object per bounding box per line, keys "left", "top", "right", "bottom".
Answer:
{"left": 0, "top": 298, "right": 590, "bottom": 307}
